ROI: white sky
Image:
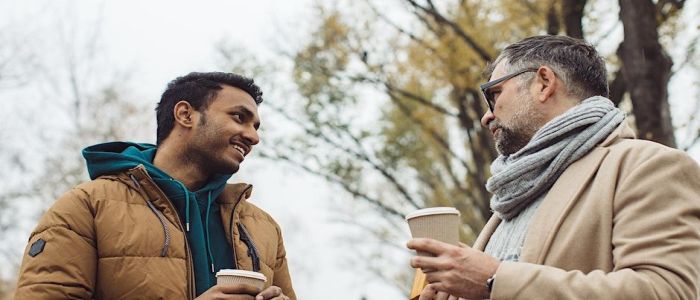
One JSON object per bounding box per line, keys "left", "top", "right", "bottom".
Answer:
{"left": 1, "top": 0, "right": 698, "bottom": 299}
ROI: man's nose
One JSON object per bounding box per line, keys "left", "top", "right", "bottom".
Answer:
{"left": 481, "top": 110, "right": 495, "bottom": 128}
{"left": 242, "top": 126, "right": 260, "bottom": 146}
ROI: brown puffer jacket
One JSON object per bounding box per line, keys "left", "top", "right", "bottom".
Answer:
{"left": 14, "top": 165, "right": 296, "bottom": 299}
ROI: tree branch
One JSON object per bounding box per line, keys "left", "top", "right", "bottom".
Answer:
{"left": 402, "top": 0, "right": 492, "bottom": 62}
{"left": 261, "top": 151, "right": 406, "bottom": 218}
{"left": 363, "top": 0, "right": 440, "bottom": 55}
{"left": 268, "top": 104, "right": 423, "bottom": 209}
{"left": 383, "top": 82, "right": 459, "bottom": 118}
{"left": 389, "top": 90, "right": 470, "bottom": 171}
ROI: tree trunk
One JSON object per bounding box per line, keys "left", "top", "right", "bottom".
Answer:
{"left": 618, "top": 0, "right": 676, "bottom": 147}
{"left": 546, "top": 2, "right": 561, "bottom": 35}
{"left": 562, "top": 0, "right": 586, "bottom": 39}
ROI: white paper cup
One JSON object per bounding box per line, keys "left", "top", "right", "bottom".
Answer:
{"left": 216, "top": 269, "right": 267, "bottom": 290}
{"left": 406, "top": 207, "right": 460, "bottom": 256}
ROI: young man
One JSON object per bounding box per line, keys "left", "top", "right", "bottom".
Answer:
{"left": 15, "top": 72, "right": 295, "bottom": 300}
{"left": 408, "top": 35, "right": 700, "bottom": 299}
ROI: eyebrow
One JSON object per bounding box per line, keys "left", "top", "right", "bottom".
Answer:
{"left": 231, "top": 105, "right": 261, "bottom": 129}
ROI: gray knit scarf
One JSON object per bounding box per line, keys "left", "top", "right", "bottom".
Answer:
{"left": 487, "top": 96, "right": 625, "bottom": 220}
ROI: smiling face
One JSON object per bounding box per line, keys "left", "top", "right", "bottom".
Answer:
{"left": 186, "top": 85, "right": 260, "bottom": 175}
{"left": 481, "top": 61, "right": 545, "bottom": 155}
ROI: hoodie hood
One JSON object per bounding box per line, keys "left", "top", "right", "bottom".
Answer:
{"left": 83, "top": 142, "right": 168, "bottom": 180}
{"left": 82, "top": 141, "right": 235, "bottom": 296}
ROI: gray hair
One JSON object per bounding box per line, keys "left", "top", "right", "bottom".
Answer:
{"left": 486, "top": 35, "right": 608, "bottom": 100}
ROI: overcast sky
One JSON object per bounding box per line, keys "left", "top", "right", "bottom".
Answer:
{"left": 2, "top": 1, "right": 698, "bottom": 299}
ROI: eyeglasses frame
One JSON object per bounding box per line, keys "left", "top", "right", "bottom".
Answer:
{"left": 479, "top": 67, "right": 539, "bottom": 112}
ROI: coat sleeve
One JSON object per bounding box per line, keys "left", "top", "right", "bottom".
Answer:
{"left": 491, "top": 149, "right": 700, "bottom": 300}
{"left": 14, "top": 186, "right": 97, "bottom": 299}
{"left": 271, "top": 222, "right": 296, "bottom": 300}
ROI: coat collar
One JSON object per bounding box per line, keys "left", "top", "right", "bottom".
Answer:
{"left": 121, "top": 165, "right": 184, "bottom": 229}
{"left": 473, "top": 121, "right": 634, "bottom": 261}
{"left": 218, "top": 183, "right": 254, "bottom": 205}
{"left": 115, "top": 165, "right": 253, "bottom": 231}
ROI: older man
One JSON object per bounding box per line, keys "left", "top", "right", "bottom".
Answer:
{"left": 408, "top": 35, "right": 700, "bottom": 299}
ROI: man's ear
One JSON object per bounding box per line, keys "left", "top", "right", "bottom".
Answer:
{"left": 535, "top": 66, "right": 559, "bottom": 103}
{"left": 173, "top": 101, "right": 196, "bottom": 128}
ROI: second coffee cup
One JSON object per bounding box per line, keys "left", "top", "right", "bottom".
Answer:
{"left": 405, "top": 207, "right": 460, "bottom": 256}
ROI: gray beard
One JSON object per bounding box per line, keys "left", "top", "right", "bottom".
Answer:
{"left": 496, "top": 127, "right": 532, "bottom": 155}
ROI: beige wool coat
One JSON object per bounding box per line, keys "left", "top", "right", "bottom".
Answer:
{"left": 14, "top": 166, "right": 296, "bottom": 299}
{"left": 474, "top": 122, "right": 700, "bottom": 299}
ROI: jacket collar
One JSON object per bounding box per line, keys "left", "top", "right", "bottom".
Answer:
{"left": 119, "top": 165, "right": 184, "bottom": 228}
{"left": 114, "top": 165, "right": 253, "bottom": 231}
{"left": 218, "top": 183, "right": 254, "bottom": 205}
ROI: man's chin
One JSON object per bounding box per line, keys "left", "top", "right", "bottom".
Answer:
{"left": 227, "top": 163, "right": 241, "bottom": 174}
{"left": 213, "top": 160, "right": 241, "bottom": 175}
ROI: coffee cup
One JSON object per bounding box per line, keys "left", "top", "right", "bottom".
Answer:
{"left": 405, "top": 207, "right": 460, "bottom": 256}
{"left": 215, "top": 269, "right": 267, "bottom": 290}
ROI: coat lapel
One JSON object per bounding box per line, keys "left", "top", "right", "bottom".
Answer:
{"left": 473, "top": 215, "right": 501, "bottom": 251}
{"left": 520, "top": 147, "right": 610, "bottom": 263}
{"left": 472, "top": 121, "right": 632, "bottom": 256}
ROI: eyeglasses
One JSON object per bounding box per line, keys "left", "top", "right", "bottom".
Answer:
{"left": 480, "top": 67, "right": 538, "bottom": 112}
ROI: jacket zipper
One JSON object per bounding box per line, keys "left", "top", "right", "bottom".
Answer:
{"left": 228, "top": 184, "right": 253, "bottom": 269}
{"left": 128, "top": 167, "right": 196, "bottom": 300}
{"left": 238, "top": 223, "right": 261, "bottom": 272}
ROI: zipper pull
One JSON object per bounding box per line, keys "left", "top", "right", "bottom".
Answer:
{"left": 211, "top": 263, "right": 215, "bottom": 273}
{"left": 186, "top": 222, "right": 190, "bottom": 232}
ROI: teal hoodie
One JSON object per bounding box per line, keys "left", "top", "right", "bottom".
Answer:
{"left": 83, "top": 141, "right": 234, "bottom": 296}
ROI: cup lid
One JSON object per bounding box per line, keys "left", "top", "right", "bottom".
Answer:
{"left": 215, "top": 269, "right": 267, "bottom": 282}
{"left": 405, "top": 207, "right": 460, "bottom": 220}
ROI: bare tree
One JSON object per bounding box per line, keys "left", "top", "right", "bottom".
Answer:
{"left": 618, "top": 0, "right": 679, "bottom": 147}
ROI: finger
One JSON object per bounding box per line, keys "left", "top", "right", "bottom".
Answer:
{"left": 411, "top": 255, "right": 450, "bottom": 272}
{"left": 424, "top": 269, "right": 453, "bottom": 285}
{"left": 229, "top": 296, "right": 255, "bottom": 300}
{"left": 435, "top": 291, "right": 450, "bottom": 300}
{"left": 407, "top": 238, "right": 452, "bottom": 255}
{"left": 219, "top": 283, "right": 261, "bottom": 296}
{"left": 255, "top": 286, "right": 282, "bottom": 300}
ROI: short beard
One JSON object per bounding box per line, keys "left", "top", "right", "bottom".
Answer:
{"left": 495, "top": 125, "right": 533, "bottom": 155}
{"left": 185, "top": 111, "right": 238, "bottom": 176}
{"left": 492, "top": 88, "right": 543, "bottom": 156}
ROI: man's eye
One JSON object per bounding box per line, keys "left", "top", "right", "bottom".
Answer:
{"left": 231, "top": 113, "right": 243, "bottom": 122}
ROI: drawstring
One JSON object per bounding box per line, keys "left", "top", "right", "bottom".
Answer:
{"left": 171, "top": 179, "right": 216, "bottom": 273}
{"left": 205, "top": 191, "right": 215, "bottom": 273}
{"left": 173, "top": 180, "right": 191, "bottom": 232}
